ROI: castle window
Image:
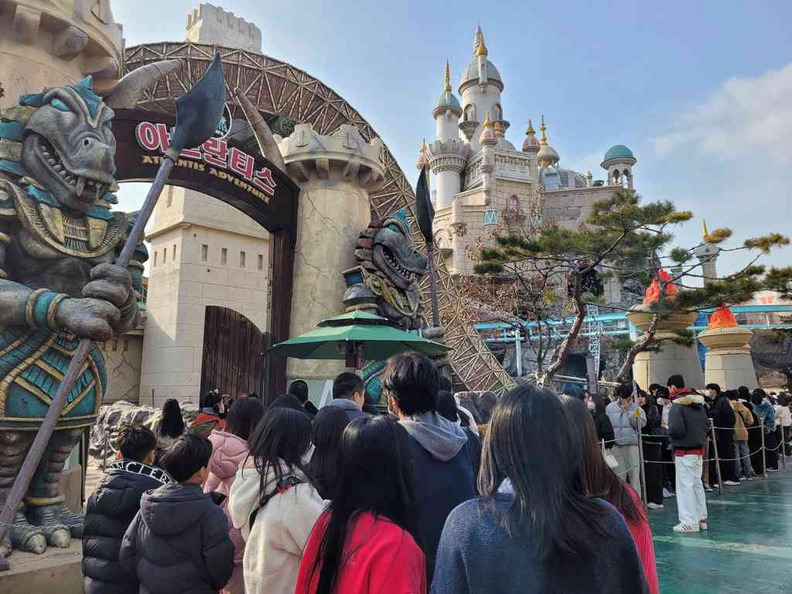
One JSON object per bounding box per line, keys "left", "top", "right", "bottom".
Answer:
{"left": 494, "top": 104, "right": 503, "bottom": 121}
{"left": 239, "top": 251, "right": 246, "bottom": 268}
{"left": 201, "top": 244, "right": 208, "bottom": 262}
{"left": 508, "top": 195, "right": 519, "bottom": 211}
{"left": 464, "top": 104, "right": 476, "bottom": 122}
{"left": 484, "top": 210, "right": 499, "bottom": 225}
{"left": 258, "top": 254, "right": 264, "bottom": 271}
{"left": 221, "top": 248, "right": 228, "bottom": 265}
{"left": 173, "top": 244, "right": 177, "bottom": 262}
{"left": 153, "top": 251, "right": 158, "bottom": 267}
{"left": 166, "top": 186, "right": 173, "bottom": 207}
{"left": 123, "top": 339, "right": 130, "bottom": 352}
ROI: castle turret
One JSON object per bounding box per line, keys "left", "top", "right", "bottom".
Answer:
{"left": 601, "top": 144, "right": 637, "bottom": 188}
{"left": 434, "top": 61, "right": 463, "bottom": 141}
{"left": 428, "top": 62, "right": 467, "bottom": 210}
{"left": 458, "top": 26, "right": 504, "bottom": 151}
{"left": 479, "top": 112, "right": 498, "bottom": 204}
{"left": 695, "top": 220, "right": 720, "bottom": 282}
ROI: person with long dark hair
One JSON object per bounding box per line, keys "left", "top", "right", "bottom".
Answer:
{"left": 228, "top": 408, "right": 325, "bottom": 594}
{"left": 560, "top": 395, "right": 659, "bottom": 594}
{"left": 192, "top": 389, "right": 226, "bottom": 438}
{"left": 152, "top": 398, "right": 186, "bottom": 455}
{"left": 432, "top": 385, "right": 648, "bottom": 593}
{"left": 295, "top": 416, "right": 425, "bottom": 594}
{"left": 637, "top": 389, "right": 665, "bottom": 509}
{"left": 203, "top": 398, "right": 266, "bottom": 594}
{"left": 307, "top": 407, "right": 351, "bottom": 500}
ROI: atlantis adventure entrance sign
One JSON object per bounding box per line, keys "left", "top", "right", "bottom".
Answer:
{"left": 112, "top": 108, "right": 299, "bottom": 234}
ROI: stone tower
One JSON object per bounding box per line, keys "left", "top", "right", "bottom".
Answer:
{"left": 186, "top": 4, "right": 262, "bottom": 53}
{"left": 695, "top": 220, "right": 720, "bottom": 282}
{"left": 139, "top": 5, "right": 268, "bottom": 405}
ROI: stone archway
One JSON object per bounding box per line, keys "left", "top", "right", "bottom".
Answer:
{"left": 123, "top": 43, "right": 515, "bottom": 395}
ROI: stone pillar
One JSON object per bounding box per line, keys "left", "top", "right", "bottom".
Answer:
{"left": 699, "top": 323, "right": 758, "bottom": 390}
{"left": 0, "top": 1, "right": 122, "bottom": 102}
{"left": 627, "top": 306, "right": 705, "bottom": 389}
{"left": 279, "top": 124, "right": 386, "bottom": 381}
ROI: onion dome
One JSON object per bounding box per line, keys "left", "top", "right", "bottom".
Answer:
{"left": 433, "top": 61, "right": 462, "bottom": 118}
{"left": 522, "top": 118, "right": 540, "bottom": 152}
{"left": 536, "top": 115, "right": 560, "bottom": 165}
{"left": 416, "top": 138, "right": 430, "bottom": 169}
{"left": 479, "top": 112, "right": 498, "bottom": 147}
{"left": 601, "top": 144, "right": 636, "bottom": 168}
{"left": 459, "top": 26, "right": 503, "bottom": 93}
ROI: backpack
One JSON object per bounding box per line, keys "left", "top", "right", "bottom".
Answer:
{"left": 250, "top": 475, "right": 304, "bottom": 526}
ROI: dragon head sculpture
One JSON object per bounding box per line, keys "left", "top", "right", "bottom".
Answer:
{"left": 20, "top": 78, "right": 117, "bottom": 215}
{"left": 346, "top": 212, "right": 428, "bottom": 330}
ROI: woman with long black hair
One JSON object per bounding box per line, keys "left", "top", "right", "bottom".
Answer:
{"left": 307, "top": 407, "right": 352, "bottom": 500}
{"left": 152, "top": 398, "right": 185, "bottom": 458}
{"left": 228, "top": 407, "right": 326, "bottom": 594}
{"left": 295, "top": 415, "right": 425, "bottom": 594}
{"left": 560, "top": 395, "right": 659, "bottom": 594}
{"left": 432, "top": 385, "right": 648, "bottom": 593}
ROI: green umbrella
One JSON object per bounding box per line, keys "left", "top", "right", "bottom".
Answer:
{"left": 270, "top": 311, "right": 448, "bottom": 361}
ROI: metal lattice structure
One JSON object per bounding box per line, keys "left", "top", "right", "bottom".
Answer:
{"left": 123, "top": 42, "right": 515, "bottom": 395}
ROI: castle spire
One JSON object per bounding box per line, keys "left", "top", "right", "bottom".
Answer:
{"left": 527, "top": 118, "right": 536, "bottom": 136}
{"left": 702, "top": 219, "right": 710, "bottom": 241}
{"left": 444, "top": 60, "right": 452, "bottom": 92}
{"left": 474, "top": 25, "right": 488, "bottom": 57}
{"left": 540, "top": 114, "right": 548, "bottom": 146}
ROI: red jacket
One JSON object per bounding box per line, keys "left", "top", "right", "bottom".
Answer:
{"left": 295, "top": 510, "right": 426, "bottom": 594}
{"left": 625, "top": 487, "right": 659, "bottom": 594}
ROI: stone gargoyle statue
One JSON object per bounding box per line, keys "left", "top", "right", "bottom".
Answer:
{"left": 342, "top": 212, "right": 428, "bottom": 403}
{"left": 0, "top": 62, "right": 178, "bottom": 555}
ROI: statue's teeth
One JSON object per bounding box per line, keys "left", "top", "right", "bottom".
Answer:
{"left": 75, "top": 177, "right": 85, "bottom": 197}
{"left": 54, "top": 164, "right": 63, "bottom": 172}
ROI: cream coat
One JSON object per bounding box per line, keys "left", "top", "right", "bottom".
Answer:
{"left": 228, "top": 460, "right": 326, "bottom": 594}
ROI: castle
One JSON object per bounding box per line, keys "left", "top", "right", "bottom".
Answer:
{"left": 422, "top": 26, "right": 637, "bottom": 296}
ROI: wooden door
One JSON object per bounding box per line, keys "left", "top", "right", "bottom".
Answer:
{"left": 200, "top": 306, "right": 266, "bottom": 399}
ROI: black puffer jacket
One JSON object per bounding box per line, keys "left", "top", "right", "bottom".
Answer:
{"left": 669, "top": 394, "right": 709, "bottom": 451}
{"left": 83, "top": 459, "right": 172, "bottom": 594}
{"left": 119, "top": 482, "right": 234, "bottom": 594}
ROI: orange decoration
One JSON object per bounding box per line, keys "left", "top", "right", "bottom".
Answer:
{"left": 642, "top": 268, "right": 679, "bottom": 305}
{"left": 709, "top": 306, "right": 738, "bottom": 329}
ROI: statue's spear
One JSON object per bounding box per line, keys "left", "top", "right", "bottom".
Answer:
{"left": 415, "top": 166, "right": 440, "bottom": 328}
{"left": 0, "top": 54, "right": 226, "bottom": 566}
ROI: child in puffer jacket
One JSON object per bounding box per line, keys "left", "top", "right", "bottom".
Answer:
{"left": 203, "top": 398, "right": 264, "bottom": 594}
{"left": 120, "top": 434, "right": 234, "bottom": 594}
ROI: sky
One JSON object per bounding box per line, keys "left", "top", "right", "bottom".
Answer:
{"left": 111, "top": 0, "right": 792, "bottom": 275}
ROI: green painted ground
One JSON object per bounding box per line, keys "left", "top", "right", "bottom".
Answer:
{"left": 650, "top": 467, "right": 792, "bottom": 593}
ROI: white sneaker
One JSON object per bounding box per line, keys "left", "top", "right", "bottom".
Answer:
{"left": 738, "top": 476, "right": 746, "bottom": 481}
{"left": 768, "top": 467, "right": 780, "bottom": 473}
{"left": 663, "top": 488, "right": 675, "bottom": 498}
{"left": 703, "top": 483, "right": 714, "bottom": 492}
{"left": 647, "top": 502, "right": 664, "bottom": 510}
{"left": 673, "top": 523, "right": 700, "bottom": 533}
{"left": 723, "top": 480, "right": 741, "bottom": 486}
{"left": 699, "top": 520, "right": 709, "bottom": 531}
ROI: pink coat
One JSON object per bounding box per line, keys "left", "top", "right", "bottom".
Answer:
{"left": 203, "top": 430, "right": 249, "bottom": 594}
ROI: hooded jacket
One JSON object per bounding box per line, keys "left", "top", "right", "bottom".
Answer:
{"left": 119, "top": 482, "right": 234, "bottom": 594}
{"left": 730, "top": 400, "right": 755, "bottom": 442}
{"left": 83, "top": 460, "right": 172, "bottom": 594}
{"left": 400, "top": 411, "right": 476, "bottom": 582}
{"left": 228, "top": 460, "right": 326, "bottom": 594}
{"left": 668, "top": 394, "right": 709, "bottom": 451}
{"left": 324, "top": 398, "right": 367, "bottom": 422}
{"left": 203, "top": 430, "right": 250, "bottom": 594}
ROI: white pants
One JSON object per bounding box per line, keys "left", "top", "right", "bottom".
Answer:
{"left": 675, "top": 454, "right": 707, "bottom": 526}
{"left": 613, "top": 444, "right": 642, "bottom": 499}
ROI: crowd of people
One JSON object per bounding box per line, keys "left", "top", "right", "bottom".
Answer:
{"left": 82, "top": 353, "right": 791, "bottom": 594}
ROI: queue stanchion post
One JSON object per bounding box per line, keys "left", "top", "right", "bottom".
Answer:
{"left": 638, "top": 430, "right": 648, "bottom": 507}
{"left": 780, "top": 428, "right": 787, "bottom": 469}
{"left": 709, "top": 419, "right": 722, "bottom": 495}
{"left": 761, "top": 420, "right": 767, "bottom": 479}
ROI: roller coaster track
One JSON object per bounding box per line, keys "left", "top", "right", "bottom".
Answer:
{"left": 124, "top": 42, "right": 516, "bottom": 395}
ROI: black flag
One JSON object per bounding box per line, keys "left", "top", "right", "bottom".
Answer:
{"left": 415, "top": 166, "right": 434, "bottom": 244}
